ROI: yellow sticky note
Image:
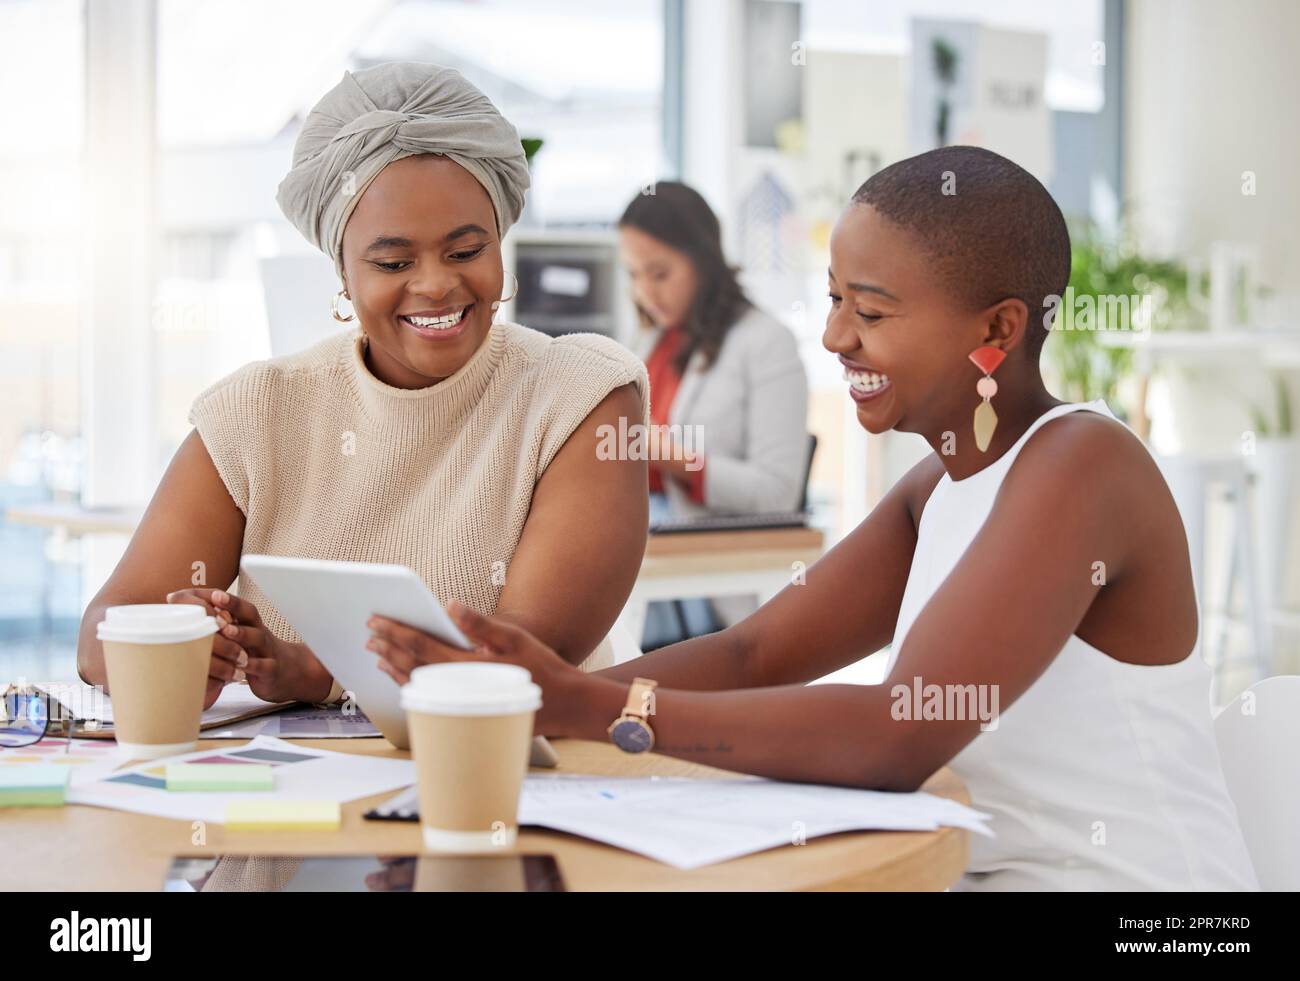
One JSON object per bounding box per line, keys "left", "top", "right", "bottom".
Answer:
{"left": 225, "top": 800, "right": 341, "bottom": 831}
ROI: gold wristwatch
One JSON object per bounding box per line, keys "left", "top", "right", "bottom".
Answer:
{"left": 607, "top": 677, "right": 658, "bottom": 753}
{"left": 312, "top": 677, "right": 346, "bottom": 709}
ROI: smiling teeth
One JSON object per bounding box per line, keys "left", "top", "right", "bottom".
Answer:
{"left": 843, "top": 366, "right": 890, "bottom": 392}
{"left": 405, "top": 309, "right": 465, "bottom": 329}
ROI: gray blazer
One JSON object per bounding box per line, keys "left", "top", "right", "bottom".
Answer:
{"left": 635, "top": 305, "right": 810, "bottom": 519}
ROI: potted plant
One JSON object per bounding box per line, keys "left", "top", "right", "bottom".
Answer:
{"left": 1044, "top": 221, "right": 1190, "bottom": 422}
{"left": 515, "top": 138, "right": 544, "bottom": 227}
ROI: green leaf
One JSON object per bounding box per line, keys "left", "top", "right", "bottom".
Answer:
{"left": 521, "top": 137, "right": 544, "bottom": 166}
{"left": 1044, "top": 218, "right": 1191, "bottom": 417}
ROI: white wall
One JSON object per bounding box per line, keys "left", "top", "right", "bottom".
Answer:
{"left": 1126, "top": 0, "right": 1300, "bottom": 666}
{"left": 1125, "top": 0, "right": 1300, "bottom": 308}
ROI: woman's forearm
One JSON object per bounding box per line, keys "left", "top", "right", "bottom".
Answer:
{"left": 76, "top": 600, "right": 111, "bottom": 689}
{"left": 594, "top": 624, "right": 754, "bottom": 691}
{"left": 567, "top": 675, "right": 921, "bottom": 791}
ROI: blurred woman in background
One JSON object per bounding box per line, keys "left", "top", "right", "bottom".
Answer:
{"left": 618, "top": 181, "right": 809, "bottom": 649}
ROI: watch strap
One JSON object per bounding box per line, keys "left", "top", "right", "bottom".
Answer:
{"left": 312, "top": 677, "right": 345, "bottom": 709}
{"left": 623, "top": 677, "right": 658, "bottom": 721}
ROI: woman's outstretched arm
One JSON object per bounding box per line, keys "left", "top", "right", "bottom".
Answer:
{"left": 570, "top": 416, "right": 1148, "bottom": 790}
{"left": 595, "top": 452, "right": 945, "bottom": 691}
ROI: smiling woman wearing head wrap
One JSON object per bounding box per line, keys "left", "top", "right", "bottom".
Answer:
{"left": 76, "top": 63, "right": 651, "bottom": 713}
{"left": 275, "top": 62, "right": 535, "bottom": 390}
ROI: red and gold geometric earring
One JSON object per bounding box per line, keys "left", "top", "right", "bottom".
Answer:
{"left": 968, "top": 346, "right": 1006, "bottom": 452}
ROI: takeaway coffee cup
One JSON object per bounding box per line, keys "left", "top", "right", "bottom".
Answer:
{"left": 96, "top": 604, "right": 218, "bottom": 759}
{"left": 401, "top": 662, "right": 542, "bottom": 853}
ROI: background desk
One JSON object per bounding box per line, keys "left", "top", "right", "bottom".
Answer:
{"left": 615, "top": 527, "right": 826, "bottom": 654}
{"left": 5, "top": 737, "right": 968, "bottom": 891}
{"left": 4, "top": 501, "right": 143, "bottom": 537}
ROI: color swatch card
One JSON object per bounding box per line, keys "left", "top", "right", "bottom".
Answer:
{"left": 0, "top": 738, "right": 132, "bottom": 789}
{"left": 0, "top": 737, "right": 124, "bottom": 766}
{"left": 68, "top": 735, "right": 414, "bottom": 824}
{"left": 205, "top": 705, "right": 381, "bottom": 740}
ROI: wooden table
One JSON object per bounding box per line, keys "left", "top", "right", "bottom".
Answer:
{"left": 5, "top": 737, "right": 969, "bottom": 891}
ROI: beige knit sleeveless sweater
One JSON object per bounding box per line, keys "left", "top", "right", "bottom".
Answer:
{"left": 188, "top": 320, "right": 648, "bottom": 672}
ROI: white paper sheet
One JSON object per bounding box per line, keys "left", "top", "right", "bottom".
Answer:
{"left": 516, "top": 774, "right": 992, "bottom": 869}
{"left": 373, "top": 773, "right": 993, "bottom": 869}
{"left": 67, "top": 735, "right": 415, "bottom": 823}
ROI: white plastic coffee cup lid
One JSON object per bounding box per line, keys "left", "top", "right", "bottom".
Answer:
{"left": 97, "top": 604, "right": 218, "bottom": 644}
{"left": 401, "top": 662, "right": 542, "bottom": 716}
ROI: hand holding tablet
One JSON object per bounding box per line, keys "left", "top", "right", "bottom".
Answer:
{"left": 239, "top": 555, "right": 560, "bottom": 766}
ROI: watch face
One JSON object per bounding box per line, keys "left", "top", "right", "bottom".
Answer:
{"left": 611, "top": 719, "right": 653, "bottom": 753}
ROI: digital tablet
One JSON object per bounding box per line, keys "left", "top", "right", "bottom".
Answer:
{"left": 238, "top": 555, "right": 558, "bottom": 766}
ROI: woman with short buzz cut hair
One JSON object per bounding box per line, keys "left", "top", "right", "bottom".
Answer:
{"left": 77, "top": 62, "right": 649, "bottom": 709}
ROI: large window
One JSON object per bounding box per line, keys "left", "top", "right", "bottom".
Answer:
{"left": 0, "top": 0, "right": 668, "bottom": 681}
{"left": 152, "top": 0, "right": 665, "bottom": 452}
{"left": 0, "top": 0, "right": 85, "bottom": 680}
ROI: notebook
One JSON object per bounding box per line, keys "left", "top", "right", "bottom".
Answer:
{"left": 31, "top": 682, "right": 295, "bottom": 740}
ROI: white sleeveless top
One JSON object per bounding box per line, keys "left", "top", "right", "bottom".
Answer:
{"left": 885, "top": 399, "right": 1258, "bottom": 891}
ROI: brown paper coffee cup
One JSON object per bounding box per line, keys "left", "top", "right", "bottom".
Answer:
{"left": 401, "top": 663, "right": 541, "bottom": 853}
{"left": 97, "top": 604, "right": 218, "bottom": 759}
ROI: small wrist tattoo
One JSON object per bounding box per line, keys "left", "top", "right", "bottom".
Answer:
{"left": 661, "top": 741, "right": 733, "bottom": 754}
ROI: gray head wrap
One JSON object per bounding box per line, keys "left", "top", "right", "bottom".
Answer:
{"left": 276, "top": 62, "right": 530, "bottom": 279}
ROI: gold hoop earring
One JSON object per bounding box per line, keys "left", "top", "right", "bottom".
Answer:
{"left": 490, "top": 271, "right": 519, "bottom": 312}
{"left": 331, "top": 289, "right": 355, "bottom": 323}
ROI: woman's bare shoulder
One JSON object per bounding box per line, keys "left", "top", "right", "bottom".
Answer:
{"left": 1019, "top": 410, "right": 1160, "bottom": 489}
{"left": 1008, "top": 408, "right": 1183, "bottom": 544}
